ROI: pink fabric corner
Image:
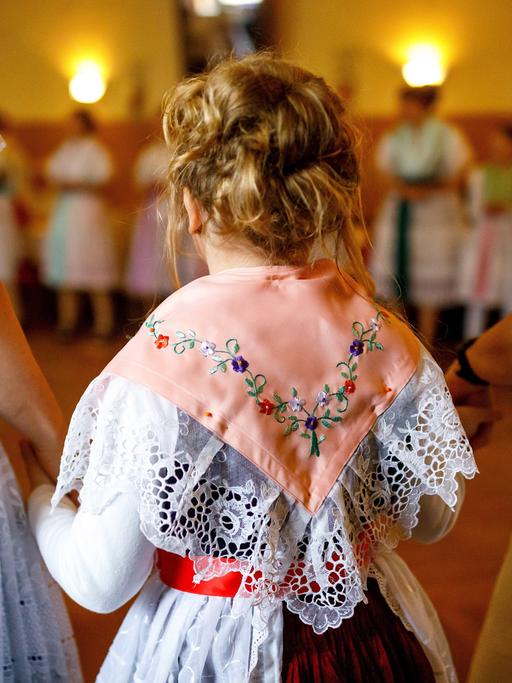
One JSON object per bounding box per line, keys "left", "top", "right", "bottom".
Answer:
{"left": 106, "top": 260, "right": 420, "bottom": 513}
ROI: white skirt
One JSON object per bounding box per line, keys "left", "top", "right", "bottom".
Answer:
{"left": 371, "top": 192, "right": 466, "bottom": 307}
{"left": 0, "top": 445, "right": 82, "bottom": 682}
{"left": 97, "top": 552, "right": 456, "bottom": 683}
{"left": 0, "top": 195, "right": 21, "bottom": 283}
{"left": 125, "top": 196, "right": 172, "bottom": 297}
{"left": 43, "top": 191, "right": 117, "bottom": 290}
{"left": 458, "top": 213, "right": 512, "bottom": 309}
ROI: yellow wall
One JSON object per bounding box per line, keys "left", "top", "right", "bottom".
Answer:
{"left": 277, "top": 0, "right": 512, "bottom": 115}
{"left": 1, "top": 0, "right": 183, "bottom": 120}
{"left": 2, "top": 0, "right": 511, "bottom": 120}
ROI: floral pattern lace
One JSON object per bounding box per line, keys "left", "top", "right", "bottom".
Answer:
{"left": 53, "top": 346, "right": 476, "bottom": 634}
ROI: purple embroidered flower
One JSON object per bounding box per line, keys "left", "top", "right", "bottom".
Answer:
{"left": 289, "top": 396, "right": 306, "bottom": 412}
{"left": 349, "top": 339, "right": 364, "bottom": 356}
{"left": 200, "top": 340, "right": 216, "bottom": 357}
{"left": 369, "top": 317, "right": 382, "bottom": 332}
{"left": 316, "top": 390, "right": 331, "bottom": 407}
{"left": 231, "top": 355, "right": 249, "bottom": 373}
{"left": 305, "top": 416, "right": 318, "bottom": 431}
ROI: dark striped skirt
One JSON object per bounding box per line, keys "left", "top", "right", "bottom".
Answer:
{"left": 282, "top": 579, "right": 435, "bottom": 683}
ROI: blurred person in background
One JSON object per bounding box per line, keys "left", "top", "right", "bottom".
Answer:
{"left": 0, "top": 113, "right": 28, "bottom": 316}
{"left": 459, "top": 125, "right": 512, "bottom": 339}
{"left": 42, "top": 109, "right": 117, "bottom": 341}
{"left": 0, "top": 283, "right": 82, "bottom": 682}
{"left": 371, "top": 86, "right": 472, "bottom": 343}
{"left": 125, "top": 131, "right": 206, "bottom": 312}
{"left": 125, "top": 134, "right": 173, "bottom": 309}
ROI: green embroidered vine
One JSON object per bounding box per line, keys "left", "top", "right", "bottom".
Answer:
{"left": 146, "top": 311, "right": 387, "bottom": 457}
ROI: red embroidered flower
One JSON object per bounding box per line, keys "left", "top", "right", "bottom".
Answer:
{"left": 155, "top": 334, "right": 169, "bottom": 349}
{"left": 259, "top": 398, "right": 275, "bottom": 415}
{"left": 344, "top": 379, "right": 356, "bottom": 394}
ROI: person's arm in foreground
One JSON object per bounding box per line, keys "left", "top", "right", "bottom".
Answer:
{"left": 446, "top": 315, "right": 512, "bottom": 447}
{"left": 0, "top": 285, "right": 65, "bottom": 480}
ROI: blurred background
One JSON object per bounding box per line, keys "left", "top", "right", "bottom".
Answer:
{"left": 0, "top": 1, "right": 511, "bottom": 681}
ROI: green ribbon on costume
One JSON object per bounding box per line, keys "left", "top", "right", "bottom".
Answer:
{"left": 395, "top": 198, "right": 410, "bottom": 301}
{"left": 483, "top": 164, "right": 512, "bottom": 208}
{"left": 46, "top": 193, "right": 72, "bottom": 286}
{"left": 0, "top": 173, "right": 11, "bottom": 195}
{"left": 394, "top": 174, "right": 439, "bottom": 303}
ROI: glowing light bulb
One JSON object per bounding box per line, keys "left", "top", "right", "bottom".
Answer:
{"left": 191, "top": 0, "right": 220, "bottom": 16}
{"left": 402, "top": 45, "right": 446, "bottom": 87}
{"left": 69, "top": 61, "right": 106, "bottom": 104}
{"left": 218, "top": 0, "right": 263, "bottom": 6}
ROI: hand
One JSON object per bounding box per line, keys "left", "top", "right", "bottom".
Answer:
{"left": 445, "top": 360, "right": 501, "bottom": 450}
{"left": 456, "top": 405, "right": 501, "bottom": 451}
{"left": 20, "top": 440, "right": 56, "bottom": 491}
{"left": 445, "top": 360, "right": 489, "bottom": 405}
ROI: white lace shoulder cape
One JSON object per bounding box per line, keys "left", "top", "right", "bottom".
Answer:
{"left": 53, "top": 346, "right": 476, "bottom": 634}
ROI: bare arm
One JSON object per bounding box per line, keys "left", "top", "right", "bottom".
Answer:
{"left": 445, "top": 316, "right": 512, "bottom": 449}
{"left": 0, "top": 285, "right": 64, "bottom": 480}
{"left": 446, "top": 316, "right": 512, "bottom": 403}
{"left": 465, "top": 315, "right": 512, "bottom": 386}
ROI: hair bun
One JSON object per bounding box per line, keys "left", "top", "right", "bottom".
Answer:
{"left": 163, "top": 53, "right": 373, "bottom": 294}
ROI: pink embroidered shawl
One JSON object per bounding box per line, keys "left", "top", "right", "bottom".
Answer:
{"left": 106, "top": 260, "right": 419, "bottom": 513}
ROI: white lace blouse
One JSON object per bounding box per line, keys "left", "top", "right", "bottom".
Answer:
{"left": 28, "top": 346, "right": 476, "bottom": 683}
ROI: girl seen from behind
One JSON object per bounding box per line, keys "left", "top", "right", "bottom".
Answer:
{"left": 27, "top": 55, "right": 475, "bottom": 683}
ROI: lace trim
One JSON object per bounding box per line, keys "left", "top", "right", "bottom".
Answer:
{"left": 367, "top": 564, "right": 413, "bottom": 631}
{"left": 53, "top": 350, "right": 476, "bottom": 634}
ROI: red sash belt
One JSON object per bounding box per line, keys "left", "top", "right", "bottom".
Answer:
{"left": 157, "top": 549, "right": 243, "bottom": 597}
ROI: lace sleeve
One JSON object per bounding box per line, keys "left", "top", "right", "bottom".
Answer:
{"left": 369, "top": 345, "right": 476, "bottom": 510}
{"left": 52, "top": 374, "right": 203, "bottom": 514}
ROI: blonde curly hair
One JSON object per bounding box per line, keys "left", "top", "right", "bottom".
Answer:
{"left": 162, "top": 53, "right": 373, "bottom": 294}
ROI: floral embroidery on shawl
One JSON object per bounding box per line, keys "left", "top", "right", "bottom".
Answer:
{"left": 146, "top": 312, "right": 387, "bottom": 457}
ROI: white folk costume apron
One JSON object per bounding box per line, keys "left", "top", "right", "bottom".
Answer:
{"left": 52, "top": 259, "right": 476, "bottom": 682}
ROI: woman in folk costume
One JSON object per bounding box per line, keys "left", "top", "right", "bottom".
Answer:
{"left": 371, "top": 87, "right": 472, "bottom": 342}
{"left": 125, "top": 136, "right": 206, "bottom": 306}
{"left": 0, "top": 285, "right": 82, "bottom": 682}
{"left": 0, "top": 114, "right": 26, "bottom": 314}
{"left": 459, "top": 124, "right": 512, "bottom": 339}
{"left": 125, "top": 137, "right": 173, "bottom": 304}
{"left": 43, "top": 109, "right": 117, "bottom": 340}
{"left": 26, "top": 55, "right": 475, "bottom": 682}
